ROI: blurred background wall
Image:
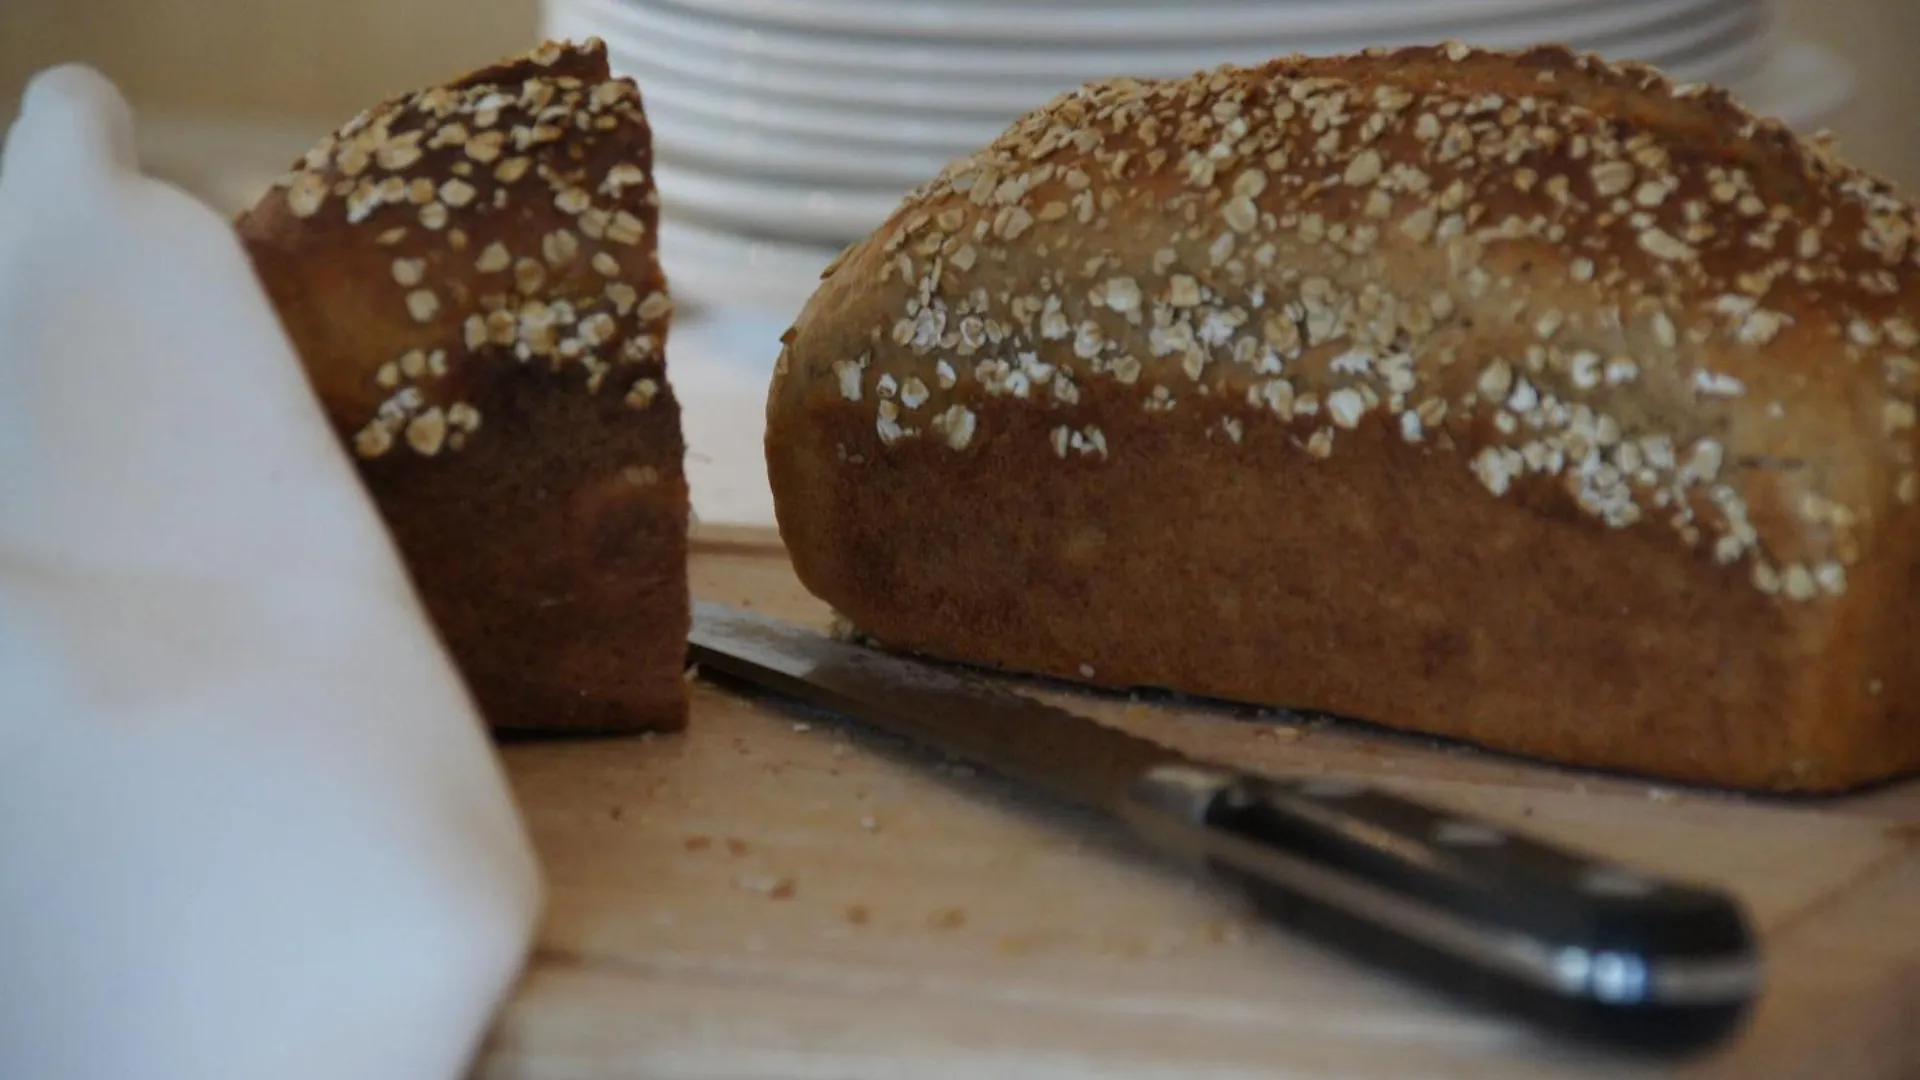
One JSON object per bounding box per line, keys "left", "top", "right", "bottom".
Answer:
{"left": 2, "top": 0, "right": 1918, "bottom": 189}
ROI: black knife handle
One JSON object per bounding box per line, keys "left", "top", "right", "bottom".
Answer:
{"left": 1118, "top": 764, "right": 1762, "bottom": 1057}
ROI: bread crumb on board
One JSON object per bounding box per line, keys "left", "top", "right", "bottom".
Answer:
{"left": 733, "top": 874, "right": 796, "bottom": 900}
{"left": 928, "top": 907, "right": 968, "bottom": 930}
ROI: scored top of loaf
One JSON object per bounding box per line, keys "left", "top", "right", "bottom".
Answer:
{"left": 779, "top": 41, "right": 1920, "bottom": 604}
{"left": 239, "top": 38, "right": 671, "bottom": 461}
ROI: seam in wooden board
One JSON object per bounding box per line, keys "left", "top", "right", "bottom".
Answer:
{"left": 1701, "top": 845, "right": 1920, "bottom": 1080}
{"left": 689, "top": 523, "right": 787, "bottom": 557}
{"left": 689, "top": 540, "right": 791, "bottom": 562}
{"left": 1728, "top": 835, "right": 1920, "bottom": 1075}
{"left": 480, "top": 1036, "right": 1299, "bottom": 1080}
{"left": 1762, "top": 830, "right": 1920, "bottom": 943}
{"left": 482, "top": 984, "right": 1337, "bottom": 1080}
{"left": 522, "top": 945, "right": 1510, "bottom": 1046}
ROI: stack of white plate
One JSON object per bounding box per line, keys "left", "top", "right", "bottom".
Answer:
{"left": 543, "top": 0, "right": 1852, "bottom": 315}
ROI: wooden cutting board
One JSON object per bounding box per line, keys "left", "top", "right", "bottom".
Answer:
{"left": 472, "top": 526, "right": 1920, "bottom": 1080}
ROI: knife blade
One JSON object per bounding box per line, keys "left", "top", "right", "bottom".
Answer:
{"left": 687, "top": 600, "right": 1763, "bottom": 1057}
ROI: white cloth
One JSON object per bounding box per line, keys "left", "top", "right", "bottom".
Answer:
{"left": 0, "top": 66, "right": 544, "bottom": 1080}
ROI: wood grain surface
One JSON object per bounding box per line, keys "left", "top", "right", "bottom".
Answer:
{"left": 473, "top": 526, "right": 1920, "bottom": 1080}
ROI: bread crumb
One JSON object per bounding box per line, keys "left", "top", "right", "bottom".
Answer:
{"left": 734, "top": 874, "right": 794, "bottom": 898}
{"left": 928, "top": 908, "right": 967, "bottom": 930}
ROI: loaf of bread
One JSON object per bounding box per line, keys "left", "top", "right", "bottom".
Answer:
{"left": 766, "top": 43, "right": 1920, "bottom": 793}
{"left": 238, "top": 39, "right": 690, "bottom": 734}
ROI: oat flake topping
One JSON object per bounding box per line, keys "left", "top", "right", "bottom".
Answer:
{"left": 785, "top": 41, "right": 1920, "bottom": 604}
{"left": 260, "top": 38, "right": 671, "bottom": 461}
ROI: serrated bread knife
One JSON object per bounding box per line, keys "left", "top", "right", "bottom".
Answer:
{"left": 687, "top": 600, "right": 1763, "bottom": 1057}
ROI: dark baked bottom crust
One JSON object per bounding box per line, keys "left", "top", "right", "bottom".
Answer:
{"left": 770, "top": 383, "right": 1920, "bottom": 793}
{"left": 362, "top": 365, "right": 689, "bottom": 734}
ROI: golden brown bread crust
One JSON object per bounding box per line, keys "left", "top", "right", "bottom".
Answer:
{"left": 238, "top": 38, "right": 689, "bottom": 734}
{"left": 767, "top": 42, "right": 1920, "bottom": 792}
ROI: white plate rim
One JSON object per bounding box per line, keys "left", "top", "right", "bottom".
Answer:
{"left": 653, "top": 159, "right": 909, "bottom": 242}
{"left": 559, "top": 0, "right": 1746, "bottom": 76}
{"left": 644, "top": 102, "right": 967, "bottom": 186}
{"left": 658, "top": 213, "right": 842, "bottom": 316}
{"left": 587, "top": 13, "right": 1753, "bottom": 121}
{"left": 616, "top": 18, "right": 1761, "bottom": 146}
{"left": 630, "top": 64, "right": 1008, "bottom": 150}
{"left": 630, "top": 0, "right": 1739, "bottom": 45}
{"left": 596, "top": 27, "right": 1071, "bottom": 117}
{"left": 564, "top": 1, "right": 1768, "bottom": 142}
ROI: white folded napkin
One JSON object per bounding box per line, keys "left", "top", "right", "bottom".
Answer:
{"left": 0, "top": 66, "right": 545, "bottom": 1080}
